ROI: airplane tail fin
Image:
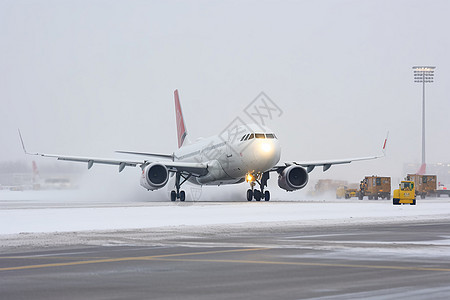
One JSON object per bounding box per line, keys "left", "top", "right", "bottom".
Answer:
{"left": 174, "top": 89, "right": 188, "bottom": 148}
{"left": 417, "top": 163, "right": 426, "bottom": 175}
{"left": 32, "top": 161, "right": 39, "bottom": 183}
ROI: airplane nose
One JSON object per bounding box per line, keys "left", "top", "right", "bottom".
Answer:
{"left": 260, "top": 141, "right": 273, "bottom": 154}
{"left": 253, "top": 139, "right": 280, "bottom": 168}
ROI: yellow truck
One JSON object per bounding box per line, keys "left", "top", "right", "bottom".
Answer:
{"left": 358, "top": 176, "right": 391, "bottom": 200}
{"left": 336, "top": 185, "right": 358, "bottom": 199}
{"left": 393, "top": 181, "right": 416, "bottom": 205}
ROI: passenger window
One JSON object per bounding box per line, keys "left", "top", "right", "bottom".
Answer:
{"left": 255, "top": 133, "right": 265, "bottom": 139}
{"left": 248, "top": 133, "right": 255, "bottom": 140}
{"left": 266, "top": 133, "right": 275, "bottom": 139}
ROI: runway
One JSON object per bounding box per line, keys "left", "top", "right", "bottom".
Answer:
{"left": 2, "top": 220, "right": 450, "bottom": 299}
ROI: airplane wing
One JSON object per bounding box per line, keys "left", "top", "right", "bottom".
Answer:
{"left": 115, "top": 150, "right": 175, "bottom": 160}
{"left": 286, "top": 154, "right": 383, "bottom": 173}
{"left": 273, "top": 132, "right": 389, "bottom": 173}
{"left": 18, "top": 130, "right": 208, "bottom": 176}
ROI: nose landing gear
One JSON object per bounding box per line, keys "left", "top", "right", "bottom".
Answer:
{"left": 246, "top": 172, "right": 270, "bottom": 201}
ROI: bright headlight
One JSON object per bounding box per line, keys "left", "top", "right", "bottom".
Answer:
{"left": 246, "top": 173, "right": 254, "bottom": 182}
{"left": 261, "top": 142, "right": 272, "bottom": 153}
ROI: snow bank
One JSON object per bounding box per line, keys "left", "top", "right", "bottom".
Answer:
{"left": 1, "top": 199, "right": 450, "bottom": 235}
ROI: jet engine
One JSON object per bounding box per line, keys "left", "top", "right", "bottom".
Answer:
{"left": 278, "top": 165, "right": 309, "bottom": 191}
{"left": 140, "top": 163, "right": 169, "bottom": 190}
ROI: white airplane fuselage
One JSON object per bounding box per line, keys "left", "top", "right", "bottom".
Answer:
{"left": 173, "top": 125, "right": 281, "bottom": 185}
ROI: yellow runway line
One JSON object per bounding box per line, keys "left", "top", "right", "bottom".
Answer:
{"left": 152, "top": 257, "right": 450, "bottom": 273}
{"left": 0, "top": 248, "right": 267, "bottom": 272}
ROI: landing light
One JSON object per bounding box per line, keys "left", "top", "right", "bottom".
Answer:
{"left": 246, "top": 173, "right": 254, "bottom": 182}
{"left": 261, "top": 142, "right": 272, "bottom": 153}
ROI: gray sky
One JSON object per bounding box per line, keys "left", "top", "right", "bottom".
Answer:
{"left": 1, "top": 0, "right": 449, "bottom": 186}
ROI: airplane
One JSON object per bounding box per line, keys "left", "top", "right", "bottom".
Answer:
{"left": 19, "top": 90, "right": 387, "bottom": 201}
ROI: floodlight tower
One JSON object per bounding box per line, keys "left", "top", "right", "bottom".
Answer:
{"left": 413, "top": 66, "right": 435, "bottom": 174}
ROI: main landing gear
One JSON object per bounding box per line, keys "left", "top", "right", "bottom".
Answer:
{"left": 246, "top": 172, "right": 270, "bottom": 201}
{"left": 171, "top": 172, "right": 191, "bottom": 202}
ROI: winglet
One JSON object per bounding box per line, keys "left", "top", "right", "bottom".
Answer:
{"left": 382, "top": 131, "right": 389, "bottom": 156}
{"left": 18, "top": 129, "right": 30, "bottom": 155}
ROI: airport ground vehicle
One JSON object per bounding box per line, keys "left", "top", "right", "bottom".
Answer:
{"left": 345, "top": 188, "right": 358, "bottom": 199}
{"left": 358, "top": 176, "right": 391, "bottom": 200}
{"left": 336, "top": 186, "right": 345, "bottom": 199}
{"left": 314, "top": 179, "right": 348, "bottom": 198}
{"left": 436, "top": 183, "right": 450, "bottom": 197}
{"left": 393, "top": 181, "right": 416, "bottom": 205}
{"left": 336, "top": 185, "right": 358, "bottom": 199}
{"left": 406, "top": 174, "right": 437, "bottom": 199}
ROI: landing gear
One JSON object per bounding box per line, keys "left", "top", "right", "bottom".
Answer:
{"left": 264, "top": 190, "right": 270, "bottom": 201}
{"left": 171, "top": 172, "right": 190, "bottom": 202}
{"left": 247, "top": 189, "right": 253, "bottom": 201}
{"left": 246, "top": 172, "right": 271, "bottom": 202}
{"left": 179, "top": 191, "right": 186, "bottom": 202}
{"left": 254, "top": 190, "right": 261, "bottom": 201}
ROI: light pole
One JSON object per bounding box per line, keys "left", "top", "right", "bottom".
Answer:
{"left": 413, "top": 66, "right": 435, "bottom": 175}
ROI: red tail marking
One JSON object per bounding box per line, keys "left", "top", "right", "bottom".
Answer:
{"left": 32, "top": 161, "right": 39, "bottom": 176}
{"left": 174, "top": 90, "right": 187, "bottom": 148}
{"left": 417, "top": 163, "right": 426, "bottom": 175}
{"left": 32, "top": 161, "right": 39, "bottom": 184}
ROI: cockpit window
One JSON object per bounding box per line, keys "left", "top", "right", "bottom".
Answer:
{"left": 240, "top": 135, "right": 246, "bottom": 141}
{"left": 266, "top": 133, "right": 275, "bottom": 139}
{"left": 248, "top": 133, "right": 255, "bottom": 140}
{"left": 243, "top": 134, "right": 250, "bottom": 141}
{"left": 255, "top": 133, "right": 265, "bottom": 139}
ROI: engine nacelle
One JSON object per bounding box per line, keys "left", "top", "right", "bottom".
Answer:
{"left": 278, "top": 165, "right": 309, "bottom": 191}
{"left": 140, "top": 163, "right": 169, "bottom": 191}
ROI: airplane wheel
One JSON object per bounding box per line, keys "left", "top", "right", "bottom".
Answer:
{"left": 254, "top": 190, "right": 261, "bottom": 201}
{"left": 170, "top": 191, "right": 177, "bottom": 202}
{"left": 247, "top": 189, "right": 253, "bottom": 201}
{"left": 179, "top": 191, "right": 186, "bottom": 202}
{"left": 264, "top": 191, "right": 270, "bottom": 201}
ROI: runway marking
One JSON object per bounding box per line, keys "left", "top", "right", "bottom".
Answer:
{"left": 2, "top": 247, "right": 450, "bottom": 273}
{"left": 0, "top": 246, "right": 172, "bottom": 260}
{"left": 0, "top": 248, "right": 266, "bottom": 272}
{"left": 151, "top": 258, "right": 450, "bottom": 272}
{"left": 0, "top": 256, "right": 105, "bottom": 260}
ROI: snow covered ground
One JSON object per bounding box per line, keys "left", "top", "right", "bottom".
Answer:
{"left": 1, "top": 190, "right": 450, "bottom": 235}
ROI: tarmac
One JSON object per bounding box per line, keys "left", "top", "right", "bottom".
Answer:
{"left": 2, "top": 217, "right": 450, "bottom": 299}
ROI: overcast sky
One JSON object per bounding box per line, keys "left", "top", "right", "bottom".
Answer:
{"left": 1, "top": 0, "right": 449, "bottom": 189}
